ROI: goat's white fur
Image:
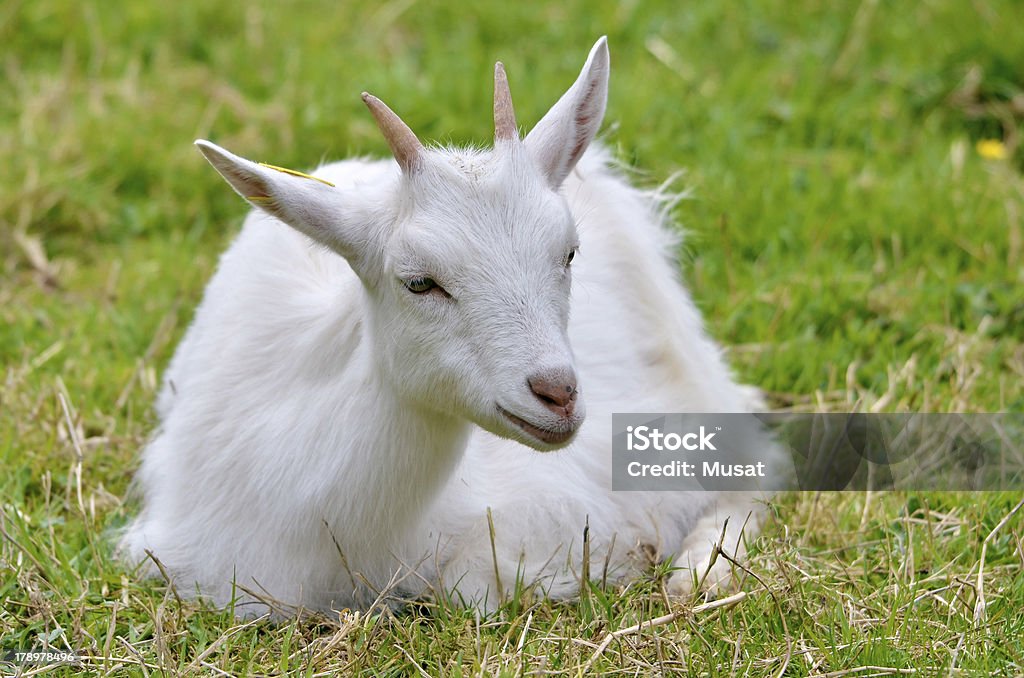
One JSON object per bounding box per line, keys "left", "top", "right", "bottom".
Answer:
{"left": 121, "top": 38, "right": 766, "bottom": 616}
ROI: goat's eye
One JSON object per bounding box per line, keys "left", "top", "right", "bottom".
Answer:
{"left": 565, "top": 248, "right": 578, "bottom": 267}
{"left": 404, "top": 277, "right": 438, "bottom": 294}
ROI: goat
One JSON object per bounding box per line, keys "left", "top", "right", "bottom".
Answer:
{"left": 120, "top": 37, "right": 767, "bottom": 616}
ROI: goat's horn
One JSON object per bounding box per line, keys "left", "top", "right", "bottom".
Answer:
{"left": 493, "top": 62, "right": 518, "bottom": 142}
{"left": 361, "top": 92, "right": 423, "bottom": 174}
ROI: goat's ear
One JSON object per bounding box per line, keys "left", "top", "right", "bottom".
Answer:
{"left": 525, "top": 37, "right": 609, "bottom": 189}
{"left": 195, "top": 140, "right": 357, "bottom": 258}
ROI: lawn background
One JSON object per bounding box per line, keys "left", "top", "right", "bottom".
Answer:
{"left": 1, "top": 0, "right": 1023, "bottom": 675}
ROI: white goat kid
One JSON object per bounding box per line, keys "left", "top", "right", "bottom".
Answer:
{"left": 121, "top": 37, "right": 763, "bottom": 616}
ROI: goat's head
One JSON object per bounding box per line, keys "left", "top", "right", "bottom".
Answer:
{"left": 195, "top": 38, "right": 609, "bottom": 451}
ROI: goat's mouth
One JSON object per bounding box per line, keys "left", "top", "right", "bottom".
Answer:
{"left": 497, "top": 406, "right": 578, "bottom": 447}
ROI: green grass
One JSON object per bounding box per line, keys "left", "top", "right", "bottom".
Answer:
{"left": 2, "top": 0, "right": 1023, "bottom": 675}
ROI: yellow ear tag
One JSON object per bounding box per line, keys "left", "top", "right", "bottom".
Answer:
{"left": 257, "top": 162, "right": 336, "bottom": 187}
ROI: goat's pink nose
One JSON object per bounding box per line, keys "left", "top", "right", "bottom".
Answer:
{"left": 528, "top": 370, "right": 578, "bottom": 417}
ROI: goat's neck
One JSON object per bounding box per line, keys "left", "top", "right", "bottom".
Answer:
{"left": 330, "top": 323, "right": 471, "bottom": 545}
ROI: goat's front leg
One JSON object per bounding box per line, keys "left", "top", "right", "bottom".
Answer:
{"left": 666, "top": 493, "right": 766, "bottom": 597}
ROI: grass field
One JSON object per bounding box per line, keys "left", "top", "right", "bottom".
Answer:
{"left": 2, "top": 0, "right": 1023, "bottom": 675}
